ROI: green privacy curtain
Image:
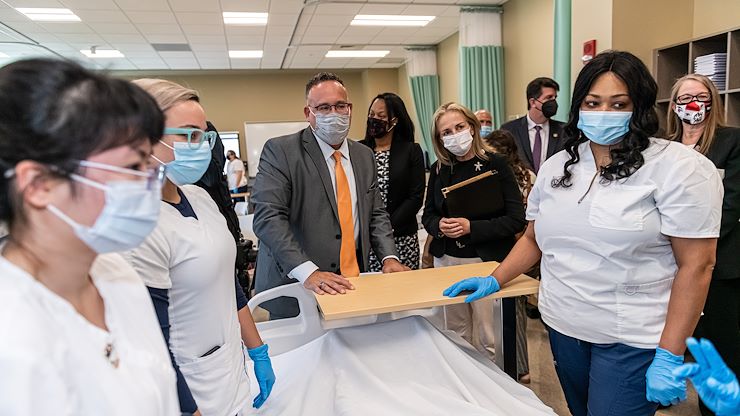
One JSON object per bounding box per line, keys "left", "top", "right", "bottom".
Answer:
{"left": 460, "top": 45, "right": 505, "bottom": 129}
{"left": 409, "top": 75, "right": 440, "bottom": 164}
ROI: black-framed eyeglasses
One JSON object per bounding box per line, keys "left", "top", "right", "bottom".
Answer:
{"left": 674, "top": 93, "right": 711, "bottom": 105}
{"left": 310, "top": 102, "right": 352, "bottom": 115}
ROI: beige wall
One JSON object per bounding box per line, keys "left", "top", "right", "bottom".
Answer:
{"left": 570, "top": 0, "right": 613, "bottom": 84}
{"left": 692, "top": 0, "right": 740, "bottom": 38}
{"left": 502, "top": 0, "right": 556, "bottom": 121}
{"left": 437, "top": 32, "right": 460, "bottom": 105}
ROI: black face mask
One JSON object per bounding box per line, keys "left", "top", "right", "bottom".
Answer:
{"left": 366, "top": 117, "right": 390, "bottom": 139}
{"left": 540, "top": 99, "right": 558, "bottom": 119}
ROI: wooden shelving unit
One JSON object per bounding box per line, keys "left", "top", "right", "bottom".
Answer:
{"left": 653, "top": 27, "right": 740, "bottom": 129}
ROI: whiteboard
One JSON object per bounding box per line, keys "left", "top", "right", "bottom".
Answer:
{"left": 244, "top": 121, "right": 309, "bottom": 178}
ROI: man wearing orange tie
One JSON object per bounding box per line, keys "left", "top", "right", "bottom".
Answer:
{"left": 252, "top": 73, "right": 408, "bottom": 318}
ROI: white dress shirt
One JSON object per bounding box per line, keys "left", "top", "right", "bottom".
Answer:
{"left": 526, "top": 114, "right": 549, "bottom": 164}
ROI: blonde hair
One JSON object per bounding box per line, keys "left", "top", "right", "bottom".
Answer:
{"left": 666, "top": 74, "right": 725, "bottom": 155}
{"left": 131, "top": 78, "right": 199, "bottom": 113}
{"left": 431, "top": 102, "right": 493, "bottom": 166}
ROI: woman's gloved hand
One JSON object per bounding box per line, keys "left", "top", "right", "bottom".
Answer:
{"left": 247, "top": 344, "right": 275, "bottom": 409}
{"left": 646, "top": 347, "right": 687, "bottom": 406}
{"left": 673, "top": 337, "right": 740, "bottom": 416}
{"left": 443, "top": 276, "right": 500, "bottom": 303}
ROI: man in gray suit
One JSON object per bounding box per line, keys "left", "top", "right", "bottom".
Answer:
{"left": 501, "top": 77, "right": 565, "bottom": 174}
{"left": 251, "top": 72, "right": 408, "bottom": 318}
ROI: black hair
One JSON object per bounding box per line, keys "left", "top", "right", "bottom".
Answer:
{"left": 0, "top": 58, "right": 164, "bottom": 226}
{"left": 552, "top": 50, "right": 659, "bottom": 188}
{"left": 363, "top": 92, "right": 415, "bottom": 147}
{"left": 305, "top": 72, "right": 344, "bottom": 97}
{"left": 526, "top": 77, "right": 560, "bottom": 109}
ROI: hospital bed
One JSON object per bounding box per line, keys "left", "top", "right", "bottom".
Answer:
{"left": 246, "top": 264, "right": 555, "bottom": 415}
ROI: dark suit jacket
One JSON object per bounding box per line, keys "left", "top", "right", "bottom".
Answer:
{"left": 358, "top": 140, "right": 425, "bottom": 237}
{"left": 706, "top": 127, "right": 740, "bottom": 280}
{"left": 421, "top": 153, "right": 526, "bottom": 262}
{"left": 251, "top": 128, "right": 397, "bottom": 316}
{"left": 501, "top": 115, "right": 566, "bottom": 171}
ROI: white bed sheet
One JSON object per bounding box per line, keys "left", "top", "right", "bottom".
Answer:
{"left": 248, "top": 316, "right": 555, "bottom": 415}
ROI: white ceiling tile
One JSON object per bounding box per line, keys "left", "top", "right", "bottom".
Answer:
{"left": 74, "top": 10, "right": 129, "bottom": 23}
{"left": 35, "top": 22, "right": 94, "bottom": 34}
{"left": 229, "top": 58, "right": 261, "bottom": 69}
{"left": 135, "top": 24, "right": 182, "bottom": 35}
{"left": 307, "top": 13, "right": 352, "bottom": 27}
{"left": 225, "top": 39, "right": 263, "bottom": 49}
{"left": 225, "top": 26, "right": 265, "bottom": 36}
{"left": 128, "top": 56, "right": 166, "bottom": 66}
{"left": 407, "top": 34, "right": 448, "bottom": 44}
{"left": 0, "top": 9, "right": 27, "bottom": 21}
{"left": 358, "top": 4, "right": 408, "bottom": 14}
{"left": 3, "top": 0, "right": 65, "bottom": 7}
{"left": 180, "top": 25, "right": 224, "bottom": 35}
{"left": 118, "top": 50, "right": 157, "bottom": 58}
{"left": 402, "top": 4, "right": 449, "bottom": 15}
{"left": 339, "top": 25, "right": 383, "bottom": 38}
{"left": 55, "top": 32, "right": 105, "bottom": 43}
{"left": 114, "top": 0, "right": 171, "bottom": 11}
{"left": 60, "top": 0, "right": 119, "bottom": 10}
{"left": 221, "top": 0, "right": 268, "bottom": 11}
{"left": 303, "top": 25, "right": 345, "bottom": 36}
{"left": 125, "top": 11, "right": 177, "bottom": 24}
{"left": 344, "top": 60, "right": 376, "bottom": 69}
{"left": 266, "top": 0, "right": 299, "bottom": 14}
{"left": 198, "top": 59, "right": 230, "bottom": 69}
{"left": 425, "top": 16, "right": 459, "bottom": 27}
{"left": 267, "top": 13, "right": 298, "bottom": 26}
{"left": 98, "top": 59, "right": 137, "bottom": 70}
{"left": 145, "top": 34, "right": 188, "bottom": 43}
{"left": 265, "top": 24, "right": 293, "bottom": 36}
{"left": 158, "top": 51, "right": 195, "bottom": 59}
{"left": 186, "top": 34, "right": 226, "bottom": 44}
{"left": 301, "top": 33, "right": 340, "bottom": 44}
{"left": 21, "top": 32, "right": 60, "bottom": 42}
{"left": 189, "top": 42, "right": 228, "bottom": 52}
{"left": 260, "top": 61, "right": 281, "bottom": 69}
{"left": 169, "top": 0, "right": 220, "bottom": 12}
{"left": 175, "top": 11, "right": 222, "bottom": 25}
{"left": 89, "top": 23, "right": 139, "bottom": 34}
{"left": 313, "top": 3, "right": 363, "bottom": 15}
{"left": 417, "top": 25, "right": 458, "bottom": 37}
{"left": 263, "top": 34, "right": 290, "bottom": 46}
{"left": 101, "top": 33, "right": 148, "bottom": 43}
{"left": 194, "top": 51, "right": 227, "bottom": 59}
{"left": 163, "top": 57, "right": 200, "bottom": 69}
{"left": 1, "top": 21, "right": 46, "bottom": 33}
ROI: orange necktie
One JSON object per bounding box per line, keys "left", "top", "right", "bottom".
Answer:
{"left": 333, "top": 151, "right": 360, "bottom": 277}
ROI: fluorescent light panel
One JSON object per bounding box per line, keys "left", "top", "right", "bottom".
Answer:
{"left": 80, "top": 49, "right": 124, "bottom": 58}
{"left": 325, "top": 50, "right": 389, "bottom": 58}
{"left": 16, "top": 8, "right": 81, "bottom": 22}
{"left": 223, "top": 12, "right": 268, "bottom": 25}
{"left": 229, "top": 50, "right": 263, "bottom": 58}
{"left": 351, "top": 14, "right": 435, "bottom": 27}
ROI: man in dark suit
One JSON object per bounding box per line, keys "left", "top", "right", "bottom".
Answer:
{"left": 251, "top": 73, "right": 408, "bottom": 318}
{"left": 501, "top": 77, "right": 565, "bottom": 173}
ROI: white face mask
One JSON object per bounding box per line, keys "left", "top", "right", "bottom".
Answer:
{"left": 442, "top": 129, "right": 474, "bottom": 157}
{"left": 47, "top": 163, "right": 162, "bottom": 254}
{"left": 673, "top": 101, "right": 710, "bottom": 125}
{"left": 311, "top": 109, "right": 351, "bottom": 146}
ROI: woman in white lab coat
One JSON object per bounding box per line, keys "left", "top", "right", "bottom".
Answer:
{"left": 0, "top": 59, "right": 179, "bottom": 414}
{"left": 445, "top": 51, "right": 724, "bottom": 416}
{"left": 124, "top": 79, "right": 275, "bottom": 416}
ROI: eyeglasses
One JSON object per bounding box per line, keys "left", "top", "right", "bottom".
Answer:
{"left": 674, "top": 92, "right": 711, "bottom": 105}
{"left": 310, "top": 102, "right": 352, "bottom": 115}
{"left": 163, "top": 127, "right": 217, "bottom": 150}
{"left": 78, "top": 160, "right": 166, "bottom": 190}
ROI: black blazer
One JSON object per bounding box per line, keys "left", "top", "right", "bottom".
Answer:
{"left": 501, "top": 115, "right": 566, "bottom": 171}
{"left": 706, "top": 127, "right": 740, "bottom": 280}
{"left": 359, "top": 140, "right": 426, "bottom": 237}
{"left": 421, "top": 153, "right": 526, "bottom": 262}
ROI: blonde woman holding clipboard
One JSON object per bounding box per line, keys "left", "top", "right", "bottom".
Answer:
{"left": 421, "top": 102, "right": 526, "bottom": 362}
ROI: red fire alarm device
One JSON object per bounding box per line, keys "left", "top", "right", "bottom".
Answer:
{"left": 582, "top": 39, "right": 596, "bottom": 63}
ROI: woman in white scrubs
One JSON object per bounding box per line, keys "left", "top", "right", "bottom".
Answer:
{"left": 445, "top": 50, "right": 724, "bottom": 415}
{"left": 0, "top": 59, "right": 179, "bottom": 414}
{"left": 124, "top": 79, "right": 274, "bottom": 416}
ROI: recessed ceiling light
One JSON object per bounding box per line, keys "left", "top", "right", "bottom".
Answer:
{"left": 229, "top": 50, "right": 263, "bottom": 58}
{"left": 80, "top": 49, "right": 124, "bottom": 58}
{"left": 351, "top": 15, "right": 435, "bottom": 27}
{"left": 16, "top": 8, "right": 81, "bottom": 22}
{"left": 326, "top": 50, "right": 390, "bottom": 58}
{"left": 223, "top": 12, "right": 268, "bottom": 25}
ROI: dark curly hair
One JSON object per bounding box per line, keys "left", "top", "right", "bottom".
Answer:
{"left": 363, "top": 92, "right": 415, "bottom": 147}
{"left": 552, "top": 50, "right": 659, "bottom": 188}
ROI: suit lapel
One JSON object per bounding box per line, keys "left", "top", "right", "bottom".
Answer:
{"left": 546, "top": 120, "right": 561, "bottom": 158}
{"left": 302, "top": 128, "right": 339, "bottom": 220}
{"left": 517, "top": 117, "right": 534, "bottom": 168}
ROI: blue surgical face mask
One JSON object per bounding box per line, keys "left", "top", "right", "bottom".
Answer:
{"left": 480, "top": 125, "right": 493, "bottom": 137}
{"left": 577, "top": 110, "right": 632, "bottom": 145}
{"left": 153, "top": 141, "right": 211, "bottom": 186}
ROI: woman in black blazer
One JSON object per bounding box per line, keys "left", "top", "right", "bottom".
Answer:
{"left": 667, "top": 74, "right": 740, "bottom": 416}
{"left": 360, "top": 92, "right": 425, "bottom": 271}
{"left": 421, "top": 102, "right": 525, "bottom": 361}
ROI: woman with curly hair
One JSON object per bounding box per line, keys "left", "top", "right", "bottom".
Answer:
{"left": 444, "top": 51, "right": 724, "bottom": 415}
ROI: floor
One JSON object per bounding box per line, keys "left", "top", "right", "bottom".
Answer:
{"left": 524, "top": 316, "right": 700, "bottom": 416}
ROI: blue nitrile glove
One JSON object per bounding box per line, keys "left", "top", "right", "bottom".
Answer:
{"left": 673, "top": 338, "right": 740, "bottom": 416}
{"left": 247, "top": 344, "right": 275, "bottom": 409}
{"left": 443, "top": 276, "right": 500, "bottom": 303}
{"left": 231, "top": 188, "right": 239, "bottom": 194}
{"left": 646, "top": 347, "right": 687, "bottom": 406}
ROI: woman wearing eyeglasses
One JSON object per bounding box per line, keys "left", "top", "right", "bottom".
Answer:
{"left": 666, "top": 73, "right": 740, "bottom": 416}
{"left": 124, "top": 79, "right": 275, "bottom": 416}
{"left": 0, "top": 59, "right": 178, "bottom": 414}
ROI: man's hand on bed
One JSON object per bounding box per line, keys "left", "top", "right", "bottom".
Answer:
{"left": 443, "top": 276, "right": 501, "bottom": 303}
{"left": 382, "top": 257, "right": 410, "bottom": 273}
{"left": 304, "top": 271, "right": 355, "bottom": 295}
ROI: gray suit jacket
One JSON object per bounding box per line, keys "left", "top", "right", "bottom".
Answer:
{"left": 251, "top": 127, "right": 397, "bottom": 317}
{"left": 500, "top": 116, "right": 565, "bottom": 171}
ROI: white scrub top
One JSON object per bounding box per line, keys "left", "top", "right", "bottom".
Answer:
{"left": 227, "top": 158, "right": 247, "bottom": 189}
{"left": 0, "top": 253, "right": 179, "bottom": 416}
{"left": 527, "top": 138, "right": 723, "bottom": 349}
{"left": 123, "top": 185, "right": 250, "bottom": 416}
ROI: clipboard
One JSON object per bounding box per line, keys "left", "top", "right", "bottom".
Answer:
{"left": 442, "top": 170, "right": 504, "bottom": 219}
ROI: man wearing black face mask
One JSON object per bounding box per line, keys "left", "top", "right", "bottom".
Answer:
{"left": 501, "top": 77, "right": 565, "bottom": 174}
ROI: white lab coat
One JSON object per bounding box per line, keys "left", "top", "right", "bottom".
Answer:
{"left": 0, "top": 253, "right": 179, "bottom": 415}
{"left": 124, "top": 185, "right": 250, "bottom": 416}
{"left": 527, "top": 138, "right": 723, "bottom": 349}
